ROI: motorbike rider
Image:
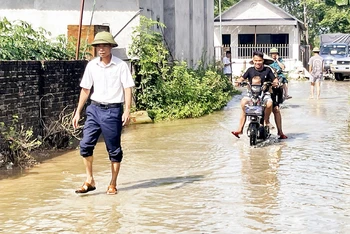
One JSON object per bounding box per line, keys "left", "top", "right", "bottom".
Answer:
{"left": 232, "top": 51, "right": 275, "bottom": 138}
{"left": 269, "top": 47, "right": 292, "bottom": 100}
{"left": 271, "top": 78, "right": 288, "bottom": 139}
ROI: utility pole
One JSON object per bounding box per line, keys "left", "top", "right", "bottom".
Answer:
{"left": 219, "top": 0, "right": 222, "bottom": 46}
{"left": 75, "top": 0, "right": 85, "bottom": 60}
{"left": 303, "top": 1, "right": 309, "bottom": 45}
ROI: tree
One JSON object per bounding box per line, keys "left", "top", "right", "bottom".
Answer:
{"left": 271, "top": 0, "right": 350, "bottom": 45}
{"left": 214, "top": 0, "right": 350, "bottom": 46}
{"left": 214, "top": 0, "right": 239, "bottom": 17}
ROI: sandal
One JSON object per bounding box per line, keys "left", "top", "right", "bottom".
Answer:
{"left": 106, "top": 185, "right": 118, "bottom": 195}
{"left": 279, "top": 134, "right": 288, "bottom": 139}
{"left": 75, "top": 182, "right": 96, "bottom": 194}
{"left": 231, "top": 131, "right": 241, "bottom": 138}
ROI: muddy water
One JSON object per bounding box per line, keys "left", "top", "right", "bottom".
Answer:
{"left": 0, "top": 80, "right": 349, "bottom": 233}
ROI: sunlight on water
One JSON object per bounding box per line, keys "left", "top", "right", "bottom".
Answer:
{"left": 0, "top": 81, "right": 349, "bottom": 233}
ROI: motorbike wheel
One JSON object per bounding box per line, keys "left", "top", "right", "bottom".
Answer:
{"left": 258, "top": 126, "right": 266, "bottom": 139}
{"left": 250, "top": 126, "right": 257, "bottom": 146}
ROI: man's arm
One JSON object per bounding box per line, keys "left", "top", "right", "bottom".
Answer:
{"left": 72, "top": 88, "right": 90, "bottom": 129}
{"left": 267, "top": 67, "right": 277, "bottom": 82}
{"left": 223, "top": 57, "right": 233, "bottom": 67}
{"left": 122, "top": 87, "right": 132, "bottom": 126}
{"left": 276, "top": 58, "right": 285, "bottom": 70}
{"left": 308, "top": 57, "right": 312, "bottom": 73}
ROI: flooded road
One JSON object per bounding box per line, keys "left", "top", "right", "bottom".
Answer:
{"left": 0, "top": 80, "right": 349, "bottom": 233}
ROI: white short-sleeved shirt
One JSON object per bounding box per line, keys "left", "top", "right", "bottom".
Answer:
{"left": 80, "top": 55, "right": 135, "bottom": 103}
{"left": 223, "top": 56, "right": 232, "bottom": 74}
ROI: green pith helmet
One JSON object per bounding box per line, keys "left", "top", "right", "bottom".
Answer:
{"left": 312, "top": 47, "right": 320, "bottom": 52}
{"left": 269, "top": 47, "right": 279, "bottom": 54}
{"left": 91, "top": 31, "right": 118, "bottom": 47}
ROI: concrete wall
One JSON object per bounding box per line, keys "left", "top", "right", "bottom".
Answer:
{"left": 163, "top": 0, "right": 176, "bottom": 60}
{"left": 175, "top": 0, "right": 191, "bottom": 64}
{"left": 165, "top": 0, "right": 214, "bottom": 67}
{"left": 140, "top": 0, "right": 164, "bottom": 28}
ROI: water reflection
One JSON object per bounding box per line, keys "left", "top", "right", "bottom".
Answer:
{"left": 240, "top": 145, "right": 282, "bottom": 233}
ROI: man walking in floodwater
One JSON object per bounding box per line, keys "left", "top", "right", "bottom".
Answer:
{"left": 72, "top": 31, "right": 135, "bottom": 195}
{"left": 308, "top": 47, "right": 324, "bottom": 99}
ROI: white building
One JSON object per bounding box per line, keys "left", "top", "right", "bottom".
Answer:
{"left": 214, "top": 0, "right": 306, "bottom": 75}
{"left": 0, "top": 0, "right": 214, "bottom": 67}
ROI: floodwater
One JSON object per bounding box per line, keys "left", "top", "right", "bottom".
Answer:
{"left": 0, "top": 80, "right": 349, "bottom": 234}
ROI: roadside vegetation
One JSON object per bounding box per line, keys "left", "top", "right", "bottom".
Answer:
{"left": 129, "top": 16, "right": 237, "bottom": 121}
{"left": 0, "top": 110, "right": 82, "bottom": 169}
{"left": 0, "top": 17, "right": 90, "bottom": 60}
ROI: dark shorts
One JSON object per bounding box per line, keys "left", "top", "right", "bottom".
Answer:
{"left": 272, "top": 87, "right": 283, "bottom": 107}
{"left": 80, "top": 103, "right": 124, "bottom": 162}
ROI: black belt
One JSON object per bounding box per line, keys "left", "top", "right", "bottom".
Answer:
{"left": 91, "top": 100, "right": 122, "bottom": 109}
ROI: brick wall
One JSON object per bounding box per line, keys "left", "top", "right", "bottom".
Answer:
{"left": 0, "top": 60, "right": 87, "bottom": 135}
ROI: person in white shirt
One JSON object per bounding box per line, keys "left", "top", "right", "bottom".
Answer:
{"left": 308, "top": 47, "right": 324, "bottom": 99}
{"left": 223, "top": 51, "right": 234, "bottom": 82}
{"left": 72, "top": 31, "right": 135, "bottom": 195}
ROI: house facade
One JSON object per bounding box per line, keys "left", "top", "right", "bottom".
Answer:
{"left": 214, "top": 0, "right": 305, "bottom": 75}
{"left": 0, "top": 0, "right": 214, "bottom": 67}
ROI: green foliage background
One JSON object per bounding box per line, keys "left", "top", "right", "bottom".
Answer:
{"left": 0, "top": 17, "right": 90, "bottom": 60}
{"left": 129, "top": 16, "right": 237, "bottom": 121}
{"left": 214, "top": 0, "right": 350, "bottom": 46}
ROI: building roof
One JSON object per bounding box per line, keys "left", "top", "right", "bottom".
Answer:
{"left": 214, "top": 0, "right": 306, "bottom": 30}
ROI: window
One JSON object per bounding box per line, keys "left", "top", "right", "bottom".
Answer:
{"left": 222, "top": 34, "right": 231, "bottom": 47}
{"left": 238, "top": 34, "right": 254, "bottom": 44}
{"left": 237, "top": 34, "right": 289, "bottom": 58}
{"left": 238, "top": 34, "right": 289, "bottom": 45}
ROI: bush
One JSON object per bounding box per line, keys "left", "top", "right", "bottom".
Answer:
{"left": 129, "top": 16, "right": 237, "bottom": 121}
{"left": 0, "top": 17, "right": 91, "bottom": 60}
{"left": 0, "top": 115, "right": 41, "bottom": 168}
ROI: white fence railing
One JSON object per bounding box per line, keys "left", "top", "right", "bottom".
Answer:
{"left": 215, "top": 44, "right": 291, "bottom": 61}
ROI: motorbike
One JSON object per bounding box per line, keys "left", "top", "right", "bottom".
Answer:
{"left": 240, "top": 81, "right": 272, "bottom": 146}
